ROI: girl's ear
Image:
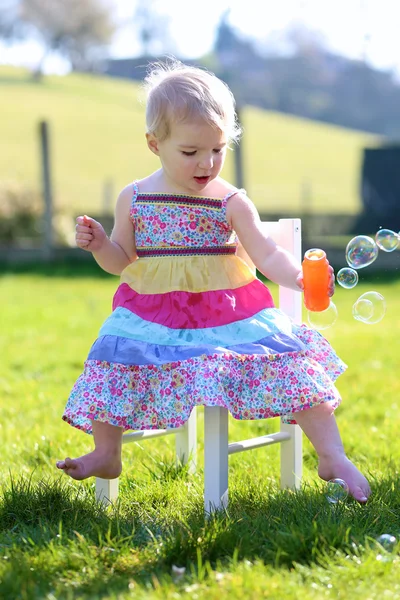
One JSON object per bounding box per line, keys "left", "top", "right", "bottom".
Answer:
{"left": 146, "top": 133, "right": 160, "bottom": 155}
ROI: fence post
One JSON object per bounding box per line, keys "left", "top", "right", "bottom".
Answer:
{"left": 234, "top": 106, "right": 245, "bottom": 190}
{"left": 39, "top": 120, "right": 54, "bottom": 259}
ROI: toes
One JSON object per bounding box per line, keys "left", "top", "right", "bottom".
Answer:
{"left": 56, "top": 458, "right": 78, "bottom": 473}
{"left": 350, "top": 485, "right": 369, "bottom": 504}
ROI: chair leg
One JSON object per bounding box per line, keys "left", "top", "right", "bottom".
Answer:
{"left": 175, "top": 407, "right": 197, "bottom": 473}
{"left": 280, "top": 421, "right": 302, "bottom": 489}
{"left": 204, "top": 406, "right": 229, "bottom": 513}
{"left": 95, "top": 477, "right": 119, "bottom": 505}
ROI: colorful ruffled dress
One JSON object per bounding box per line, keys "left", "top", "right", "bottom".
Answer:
{"left": 63, "top": 182, "right": 346, "bottom": 434}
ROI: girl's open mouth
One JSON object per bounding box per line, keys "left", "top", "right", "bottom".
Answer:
{"left": 194, "top": 176, "right": 210, "bottom": 184}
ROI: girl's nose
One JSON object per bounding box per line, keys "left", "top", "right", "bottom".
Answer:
{"left": 199, "top": 155, "right": 213, "bottom": 169}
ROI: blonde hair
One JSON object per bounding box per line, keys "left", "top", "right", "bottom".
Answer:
{"left": 143, "top": 58, "right": 242, "bottom": 144}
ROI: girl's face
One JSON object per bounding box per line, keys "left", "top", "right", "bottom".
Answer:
{"left": 146, "top": 118, "right": 228, "bottom": 195}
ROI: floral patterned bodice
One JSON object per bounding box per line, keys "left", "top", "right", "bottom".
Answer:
{"left": 130, "top": 183, "right": 239, "bottom": 257}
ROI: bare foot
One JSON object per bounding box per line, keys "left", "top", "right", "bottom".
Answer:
{"left": 318, "top": 454, "right": 371, "bottom": 504}
{"left": 56, "top": 450, "right": 122, "bottom": 481}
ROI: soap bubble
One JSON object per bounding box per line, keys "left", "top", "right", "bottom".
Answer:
{"left": 375, "top": 229, "right": 399, "bottom": 252}
{"left": 307, "top": 301, "right": 338, "bottom": 331}
{"left": 337, "top": 268, "right": 358, "bottom": 289}
{"left": 352, "top": 291, "right": 386, "bottom": 325}
{"left": 376, "top": 534, "right": 397, "bottom": 562}
{"left": 376, "top": 553, "right": 393, "bottom": 563}
{"left": 326, "top": 478, "right": 349, "bottom": 504}
{"left": 171, "top": 565, "right": 186, "bottom": 581}
{"left": 376, "top": 534, "right": 397, "bottom": 552}
{"left": 346, "top": 235, "right": 379, "bottom": 269}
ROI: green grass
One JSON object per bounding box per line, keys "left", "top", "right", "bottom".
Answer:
{"left": 1, "top": 269, "right": 400, "bottom": 598}
{"left": 0, "top": 66, "right": 380, "bottom": 217}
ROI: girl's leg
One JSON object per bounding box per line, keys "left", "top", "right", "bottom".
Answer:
{"left": 295, "top": 402, "right": 371, "bottom": 503}
{"left": 56, "top": 420, "right": 123, "bottom": 481}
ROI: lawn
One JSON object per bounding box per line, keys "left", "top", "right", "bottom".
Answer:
{"left": 1, "top": 267, "right": 400, "bottom": 599}
{"left": 0, "top": 66, "right": 380, "bottom": 218}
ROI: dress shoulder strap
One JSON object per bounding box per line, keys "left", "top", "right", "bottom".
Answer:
{"left": 221, "top": 187, "right": 246, "bottom": 209}
{"left": 131, "top": 180, "right": 139, "bottom": 206}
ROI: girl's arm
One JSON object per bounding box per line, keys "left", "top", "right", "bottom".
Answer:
{"left": 226, "top": 193, "right": 302, "bottom": 291}
{"left": 76, "top": 185, "right": 137, "bottom": 276}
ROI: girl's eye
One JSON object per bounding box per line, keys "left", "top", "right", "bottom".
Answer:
{"left": 182, "top": 151, "right": 196, "bottom": 156}
{"left": 213, "top": 148, "right": 223, "bottom": 154}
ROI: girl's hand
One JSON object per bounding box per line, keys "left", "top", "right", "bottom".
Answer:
{"left": 295, "top": 271, "right": 304, "bottom": 291}
{"left": 295, "top": 265, "right": 336, "bottom": 296}
{"left": 75, "top": 215, "right": 107, "bottom": 253}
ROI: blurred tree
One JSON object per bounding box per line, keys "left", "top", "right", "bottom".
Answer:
{"left": 212, "top": 16, "right": 400, "bottom": 138}
{"left": 0, "top": 0, "right": 116, "bottom": 78}
{"left": 132, "top": 0, "right": 176, "bottom": 57}
{"left": 214, "top": 10, "right": 264, "bottom": 107}
{"left": 0, "top": 0, "right": 20, "bottom": 39}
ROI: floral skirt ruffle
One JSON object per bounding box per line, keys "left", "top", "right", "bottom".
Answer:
{"left": 62, "top": 324, "right": 346, "bottom": 434}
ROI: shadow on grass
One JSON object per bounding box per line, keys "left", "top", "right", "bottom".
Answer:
{"left": 0, "top": 474, "right": 112, "bottom": 537}
{"left": 1, "top": 471, "right": 400, "bottom": 598}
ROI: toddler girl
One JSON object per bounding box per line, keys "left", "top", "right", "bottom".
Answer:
{"left": 57, "top": 59, "right": 370, "bottom": 503}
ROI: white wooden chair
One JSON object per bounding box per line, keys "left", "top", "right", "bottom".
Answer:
{"left": 96, "top": 218, "right": 303, "bottom": 512}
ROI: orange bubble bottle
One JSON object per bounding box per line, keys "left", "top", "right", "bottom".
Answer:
{"left": 302, "top": 248, "right": 330, "bottom": 312}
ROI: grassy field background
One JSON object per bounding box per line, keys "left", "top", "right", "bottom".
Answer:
{"left": 1, "top": 65, "right": 399, "bottom": 598}
{"left": 1, "top": 267, "right": 400, "bottom": 598}
{"left": 0, "top": 66, "right": 380, "bottom": 217}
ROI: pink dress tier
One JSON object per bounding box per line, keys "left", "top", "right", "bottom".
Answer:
{"left": 62, "top": 182, "right": 346, "bottom": 434}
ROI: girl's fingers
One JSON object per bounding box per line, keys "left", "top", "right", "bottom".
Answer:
{"left": 76, "top": 232, "right": 93, "bottom": 241}
{"left": 76, "top": 215, "right": 98, "bottom": 230}
{"left": 328, "top": 275, "right": 336, "bottom": 296}
{"left": 296, "top": 272, "right": 304, "bottom": 291}
{"left": 76, "top": 225, "right": 93, "bottom": 235}
{"left": 76, "top": 216, "right": 88, "bottom": 226}
{"left": 76, "top": 237, "right": 93, "bottom": 249}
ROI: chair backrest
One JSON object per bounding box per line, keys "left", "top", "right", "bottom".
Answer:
{"left": 237, "top": 218, "right": 302, "bottom": 324}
